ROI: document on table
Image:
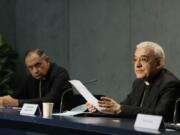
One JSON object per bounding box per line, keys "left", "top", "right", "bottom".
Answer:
{"left": 53, "top": 111, "right": 86, "bottom": 116}
{"left": 0, "top": 105, "right": 21, "bottom": 110}
{"left": 53, "top": 104, "right": 88, "bottom": 116}
{"left": 69, "top": 80, "right": 103, "bottom": 112}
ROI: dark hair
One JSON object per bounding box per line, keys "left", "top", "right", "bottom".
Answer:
{"left": 24, "top": 48, "right": 48, "bottom": 60}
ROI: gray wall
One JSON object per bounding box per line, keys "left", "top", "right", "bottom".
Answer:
{"left": 131, "top": 0, "right": 180, "bottom": 78}
{"left": 1, "top": 0, "right": 180, "bottom": 101}
{"left": 16, "top": 0, "right": 69, "bottom": 68}
{"left": 69, "top": 0, "right": 133, "bottom": 100}
{"left": 0, "top": 0, "right": 16, "bottom": 47}
{"left": 15, "top": 0, "right": 69, "bottom": 81}
{"left": 69, "top": 0, "right": 180, "bottom": 101}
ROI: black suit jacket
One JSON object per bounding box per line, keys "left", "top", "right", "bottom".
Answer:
{"left": 120, "top": 68, "right": 180, "bottom": 122}
{"left": 12, "top": 63, "right": 73, "bottom": 110}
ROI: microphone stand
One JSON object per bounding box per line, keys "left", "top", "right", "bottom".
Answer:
{"left": 59, "top": 79, "right": 97, "bottom": 113}
{"left": 59, "top": 87, "right": 73, "bottom": 113}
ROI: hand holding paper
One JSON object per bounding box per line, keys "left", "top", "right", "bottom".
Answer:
{"left": 69, "top": 80, "right": 122, "bottom": 115}
{"left": 69, "top": 80, "right": 103, "bottom": 112}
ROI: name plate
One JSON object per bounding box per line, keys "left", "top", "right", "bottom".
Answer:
{"left": 20, "top": 103, "right": 39, "bottom": 116}
{"left": 134, "top": 113, "right": 165, "bottom": 131}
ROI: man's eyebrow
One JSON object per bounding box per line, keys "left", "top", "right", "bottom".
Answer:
{"left": 140, "top": 55, "right": 149, "bottom": 58}
{"left": 27, "top": 61, "right": 41, "bottom": 67}
{"left": 133, "top": 55, "right": 149, "bottom": 58}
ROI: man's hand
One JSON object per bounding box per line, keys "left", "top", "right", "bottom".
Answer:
{"left": 0, "top": 95, "right": 18, "bottom": 107}
{"left": 98, "top": 97, "right": 121, "bottom": 114}
{"left": 86, "top": 97, "right": 122, "bottom": 115}
{"left": 86, "top": 102, "right": 97, "bottom": 112}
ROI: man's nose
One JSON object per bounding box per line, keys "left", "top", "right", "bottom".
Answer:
{"left": 135, "top": 59, "right": 142, "bottom": 68}
{"left": 32, "top": 67, "right": 38, "bottom": 73}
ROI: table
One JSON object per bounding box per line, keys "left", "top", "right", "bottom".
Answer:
{"left": 0, "top": 108, "right": 179, "bottom": 135}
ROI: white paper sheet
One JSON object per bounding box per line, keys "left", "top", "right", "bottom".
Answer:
{"left": 69, "top": 80, "right": 103, "bottom": 111}
{"left": 52, "top": 104, "right": 88, "bottom": 116}
{"left": 53, "top": 111, "right": 85, "bottom": 116}
{"left": 70, "top": 104, "right": 87, "bottom": 112}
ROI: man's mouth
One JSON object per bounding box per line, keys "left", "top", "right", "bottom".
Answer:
{"left": 136, "top": 70, "right": 144, "bottom": 73}
{"left": 34, "top": 75, "right": 42, "bottom": 78}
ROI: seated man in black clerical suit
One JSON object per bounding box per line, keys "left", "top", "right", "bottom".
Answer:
{"left": 87, "top": 41, "right": 180, "bottom": 122}
{"left": 0, "top": 49, "right": 73, "bottom": 110}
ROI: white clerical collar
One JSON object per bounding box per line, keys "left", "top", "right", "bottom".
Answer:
{"left": 144, "top": 81, "right": 150, "bottom": 86}
{"left": 39, "top": 77, "right": 46, "bottom": 81}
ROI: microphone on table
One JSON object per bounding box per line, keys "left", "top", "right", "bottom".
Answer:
{"left": 59, "top": 79, "right": 97, "bottom": 113}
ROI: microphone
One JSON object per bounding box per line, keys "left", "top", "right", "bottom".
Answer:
{"left": 84, "top": 79, "right": 97, "bottom": 85}
{"left": 173, "top": 97, "right": 180, "bottom": 124}
{"left": 59, "top": 79, "right": 97, "bottom": 113}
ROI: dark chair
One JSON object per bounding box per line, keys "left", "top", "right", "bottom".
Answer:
{"left": 173, "top": 98, "right": 180, "bottom": 123}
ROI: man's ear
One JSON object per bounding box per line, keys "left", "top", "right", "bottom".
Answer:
{"left": 44, "top": 56, "right": 50, "bottom": 62}
{"left": 156, "top": 59, "right": 163, "bottom": 69}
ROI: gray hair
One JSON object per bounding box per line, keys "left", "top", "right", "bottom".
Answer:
{"left": 24, "top": 48, "right": 49, "bottom": 61}
{"left": 136, "top": 41, "right": 165, "bottom": 65}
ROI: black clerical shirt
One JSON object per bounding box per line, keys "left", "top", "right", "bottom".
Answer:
{"left": 120, "top": 68, "right": 180, "bottom": 122}
{"left": 12, "top": 63, "right": 73, "bottom": 110}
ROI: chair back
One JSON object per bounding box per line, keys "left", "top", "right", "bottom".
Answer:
{"left": 173, "top": 98, "right": 180, "bottom": 123}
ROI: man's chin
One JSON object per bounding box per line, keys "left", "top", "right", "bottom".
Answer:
{"left": 34, "top": 76, "right": 42, "bottom": 80}
{"left": 136, "top": 75, "right": 146, "bottom": 80}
